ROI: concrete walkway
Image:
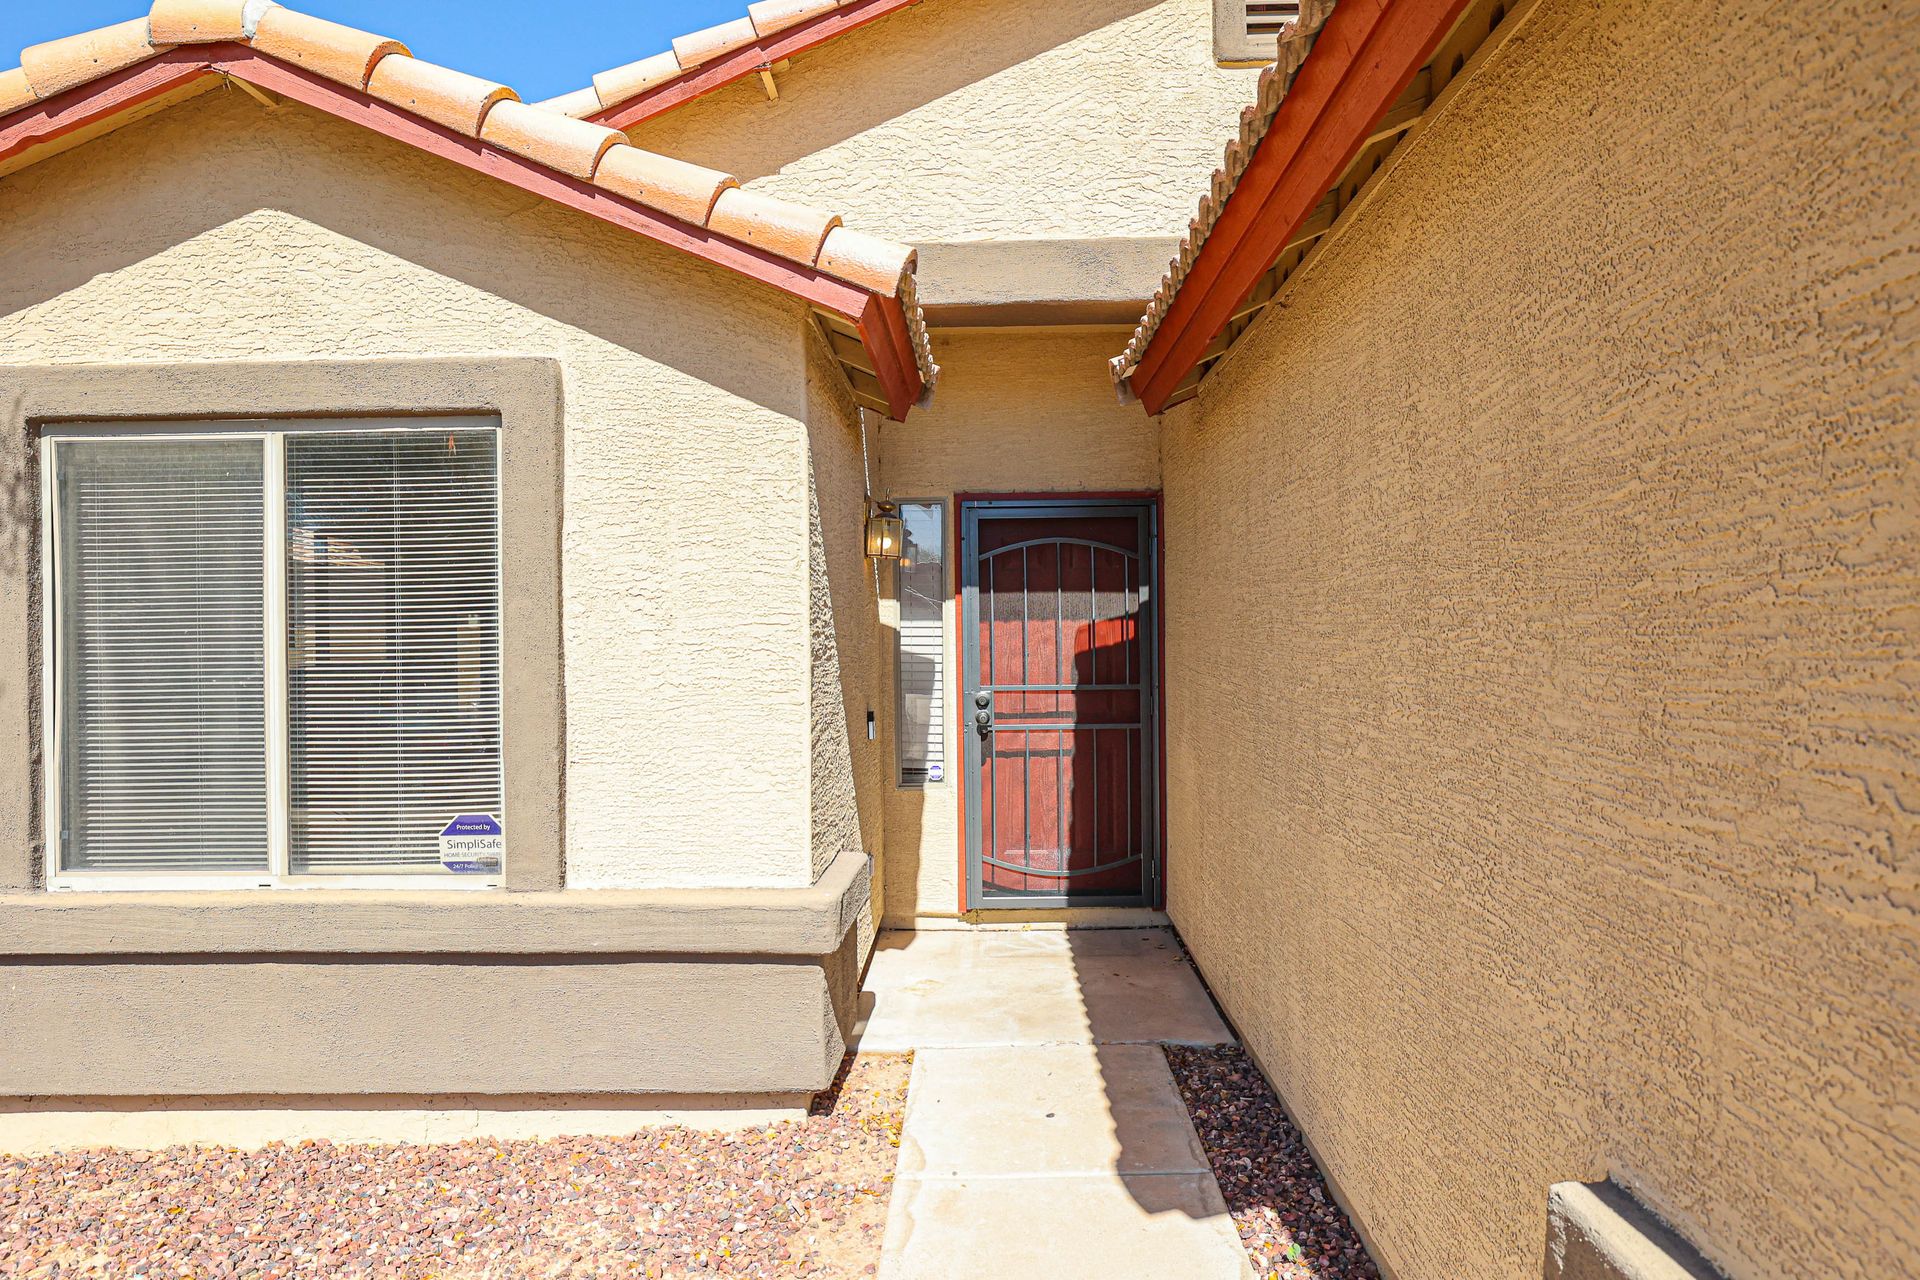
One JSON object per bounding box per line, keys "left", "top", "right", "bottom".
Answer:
{"left": 859, "top": 928, "right": 1254, "bottom": 1280}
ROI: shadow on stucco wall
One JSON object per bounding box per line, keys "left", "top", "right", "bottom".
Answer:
{"left": 0, "top": 87, "right": 812, "bottom": 428}
{"left": 803, "top": 335, "right": 890, "bottom": 952}
{"left": 628, "top": 0, "right": 1170, "bottom": 184}
{"left": 0, "top": 400, "right": 31, "bottom": 575}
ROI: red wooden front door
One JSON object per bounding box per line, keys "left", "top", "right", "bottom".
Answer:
{"left": 961, "top": 500, "right": 1157, "bottom": 907}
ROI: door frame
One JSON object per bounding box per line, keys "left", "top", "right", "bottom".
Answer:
{"left": 955, "top": 494, "right": 1164, "bottom": 912}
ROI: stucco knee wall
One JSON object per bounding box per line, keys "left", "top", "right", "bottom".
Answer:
{"left": 0, "top": 88, "right": 826, "bottom": 891}
{"left": 0, "top": 849, "right": 873, "bottom": 1101}
{"left": 1156, "top": 0, "right": 1919, "bottom": 1277}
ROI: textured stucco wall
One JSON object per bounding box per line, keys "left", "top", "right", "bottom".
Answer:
{"left": 628, "top": 0, "right": 1258, "bottom": 243}
{"left": 1157, "top": 1, "right": 1920, "bottom": 1277}
{"left": 0, "top": 90, "right": 820, "bottom": 889}
{"left": 2, "top": 955, "right": 849, "bottom": 1096}
{"left": 803, "top": 323, "right": 886, "bottom": 957}
{"left": 877, "top": 328, "right": 1162, "bottom": 921}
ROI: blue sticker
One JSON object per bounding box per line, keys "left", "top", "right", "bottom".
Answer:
{"left": 439, "top": 813, "right": 504, "bottom": 873}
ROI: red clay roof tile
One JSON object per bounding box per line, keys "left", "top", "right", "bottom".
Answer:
{"left": 544, "top": 0, "right": 918, "bottom": 125}
{"left": 250, "top": 6, "right": 406, "bottom": 91}
{"left": 367, "top": 55, "right": 515, "bottom": 138}
{"left": 593, "top": 146, "right": 738, "bottom": 227}
{"left": 0, "top": 66, "right": 35, "bottom": 116}
{"left": 478, "top": 98, "right": 621, "bottom": 180}
{"left": 709, "top": 186, "right": 842, "bottom": 265}
{"left": 671, "top": 17, "right": 760, "bottom": 70}
{"left": 21, "top": 19, "right": 161, "bottom": 100}
{"left": 0, "top": 0, "right": 937, "bottom": 414}
{"left": 148, "top": 0, "right": 251, "bottom": 44}
{"left": 590, "top": 50, "right": 682, "bottom": 109}
{"left": 536, "top": 85, "right": 603, "bottom": 118}
{"left": 748, "top": 0, "right": 840, "bottom": 39}
{"left": 817, "top": 225, "right": 916, "bottom": 295}
{"left": 1113, "top": 0, "right": 1332, "bottom": 388}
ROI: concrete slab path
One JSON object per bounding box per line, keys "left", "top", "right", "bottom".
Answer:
{"left": 862, "top": 928, "right": 1253, "bottom": 1280}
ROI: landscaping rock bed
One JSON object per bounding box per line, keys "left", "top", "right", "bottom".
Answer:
{"left": 0, "top": 1053, "right": 910, "bottom": 1279}
{"left": 1166, "top": 1045, "right": 1381, "bottom": 1280}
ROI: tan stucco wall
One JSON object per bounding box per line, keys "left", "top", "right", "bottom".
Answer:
{"left": 876, "top": 328, "right": 1162, "bottom": 922}
{"left": 0, "top": 89, "right": 822, "bottom": 889}
{"left": 628, "top": 0, "right": 1257, "bottom": 243}
{"left": 1157, "top": 1, "right": 1920, "bottom": 1277}
{"left": 804, "top": 324, "right": 886, "bottom": 955}
{"left": 4, "top": 955, "right": 847, "bottom": 1095}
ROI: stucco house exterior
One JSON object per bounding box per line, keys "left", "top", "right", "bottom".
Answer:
{"left": 0, "top": 0, "right": 1913, "bottom": 1277}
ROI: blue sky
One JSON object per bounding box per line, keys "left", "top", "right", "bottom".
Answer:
{"left": 0, "top": 0, "right": 748, "bottom": 101}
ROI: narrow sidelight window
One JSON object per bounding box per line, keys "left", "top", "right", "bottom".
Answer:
{"left": 45, "top": 419, "right": 505, "bottom": 889}
{"left": 895, "top": 500, "right": 946, "bottom": 787}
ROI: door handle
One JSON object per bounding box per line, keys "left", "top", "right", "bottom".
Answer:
{"left": 974, "top": 708, "right": 992, "bottom": 731}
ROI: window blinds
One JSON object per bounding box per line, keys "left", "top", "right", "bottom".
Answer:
{"left": 54, "top": 439, "right": 270, "bottom": 871}
{"left": 896, "top": 502, "right": 945, "bottom": 786}
{"left": 285, "top": 429, "right": 504, "bottom": 873}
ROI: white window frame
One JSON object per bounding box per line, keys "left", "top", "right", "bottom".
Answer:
{"left": 41, "top": 417, "right": 506, "bottom": 892}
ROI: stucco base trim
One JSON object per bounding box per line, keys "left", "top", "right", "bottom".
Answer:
{"left": 0, "top": 1093, "right": 813, "bottom": 1155}
{"left": 2, "top": 848, "right": 873, "bottom": 957}
{"left": 1545, "top": 1182, "right": 1723, "bottom": 1280}
{"left": 1, "top": 853, "right": 873, "bottom": 1100}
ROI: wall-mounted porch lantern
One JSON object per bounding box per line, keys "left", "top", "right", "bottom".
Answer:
{"left": 865, "top": 502, "right": 904, "bottom": 560}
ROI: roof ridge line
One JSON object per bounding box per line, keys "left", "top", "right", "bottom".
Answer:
{"left": 535, "top": 0, "right": 920, "bottom": 129}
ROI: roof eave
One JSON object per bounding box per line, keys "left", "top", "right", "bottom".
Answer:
{"left": 0, "top": 43, "right": 928, "bottom": 419}
{"left": 1124, "top": 0, "right": 1475, "bottom": 415}
{"left": 584, "top": 0, "right": 920, "bottom": 131}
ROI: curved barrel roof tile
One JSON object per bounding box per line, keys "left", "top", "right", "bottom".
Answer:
{"left": 1112, "top": 0, "right": 1334, "bottom": 389}
{"left": 537, "top": 0, "right": 918, "bottom": 128}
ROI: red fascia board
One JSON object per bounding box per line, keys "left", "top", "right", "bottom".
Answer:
{"left": 209, "top": 49, "right": 883, "bottom": 324}
{"left": 0, "top": 46, "right": 216, "bottom": 166}
{"left": 0, "top": 44, "right": 925, "bottom": 407}
{"left": 1129, "top": 0, "right": 1472, "bottom": 414}
{"left": 590, "top": 0, "right": 921, "bottom": 131}
{"left": 858, "top": 290, "right": 922, "bottom": 420}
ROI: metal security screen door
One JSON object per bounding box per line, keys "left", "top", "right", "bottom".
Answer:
{"left": 961, "top": 499, "right": 1159, "bottom": 908}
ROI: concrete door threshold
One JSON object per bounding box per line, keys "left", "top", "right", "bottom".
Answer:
{"left": 887, "top": 908, "right": 1172, "bottom": 931}
{"left": 855, "top": 927, "right": 1231, "bottom": 1052}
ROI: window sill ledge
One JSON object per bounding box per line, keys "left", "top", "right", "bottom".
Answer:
{"left": 0, "top": 849, "right": 870, "bottom": 960}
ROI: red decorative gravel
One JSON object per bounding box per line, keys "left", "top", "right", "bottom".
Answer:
{"left": 0, "top": 1053, "right": 910, "bottom": 1279}
{"left": 1166, "top": 1045, "right": 1381, "bottom": 1280}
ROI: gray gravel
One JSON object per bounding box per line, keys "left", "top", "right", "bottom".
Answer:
{"left": 0, "top": 1053, "right": 910, "bottom": 1279}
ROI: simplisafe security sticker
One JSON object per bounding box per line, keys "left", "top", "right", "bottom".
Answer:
{"left": 439, "top": 814, "right": 504, "bottom": 873}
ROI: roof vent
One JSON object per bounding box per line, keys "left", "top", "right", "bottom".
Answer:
{"left": 1214, "top": 1, "right": 1302, "bottom": 66}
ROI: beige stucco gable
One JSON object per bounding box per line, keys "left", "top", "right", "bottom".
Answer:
{"left": 628, "top": 0, "right": 1259, "bottom": 247}
{"left": 0, "top": 86, "right": 856, "bottom": 890}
